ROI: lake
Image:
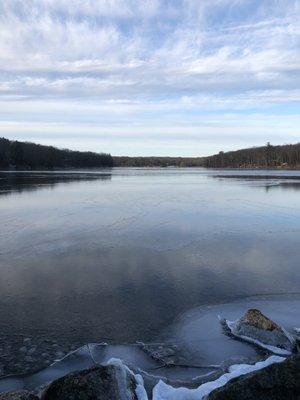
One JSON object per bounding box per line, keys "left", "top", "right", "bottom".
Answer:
{"left": 0, "top": 168, "right": 300, "bottom": 374}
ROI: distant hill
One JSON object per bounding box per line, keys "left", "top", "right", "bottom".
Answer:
{"left": 113, "top": 143, "right": 300, "bottom": 168}
{"left": 113, "top": 156, "right": 204, "bottom": 167}
{"left": 0, "top": 137, "right": 113, "bottom": 169}
{"left": 203, "top": 143, "right": 300, "bottom": 169}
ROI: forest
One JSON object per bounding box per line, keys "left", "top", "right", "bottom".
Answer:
{"left": 0, "top": 138, "right": 113, "bottom": 169}
{"left": 203, "top": 143, "right": 300, "bottom": 168}
{"left": 1, "top": 138, "right": 300, "bottom": 169}
{"left": 113, "top": 156, "right": 204, "bottom": 167}
{"left": 114, "top": 143, "right": 300, "bottom": 168}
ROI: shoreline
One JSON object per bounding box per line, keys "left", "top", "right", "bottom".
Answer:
{"left": 1, "top": 294, "right": 299, "bottom": 387}
{"left": 1, "top": 166, "right": 300, "bottom": 171}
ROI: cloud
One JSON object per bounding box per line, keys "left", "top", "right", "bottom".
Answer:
{"left": 0, "top": 0, "right": 299, "bottom": 155}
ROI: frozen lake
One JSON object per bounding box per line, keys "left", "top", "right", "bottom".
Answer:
{"left": 0, "top": 168, "right": 299, "bottom": 374}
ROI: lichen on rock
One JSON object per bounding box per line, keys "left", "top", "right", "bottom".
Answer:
{"left": 225, "top": 308, "right": 296, "bottom": 353}
{"left": 237, "top": 309, "right": 282, "bottom": 332}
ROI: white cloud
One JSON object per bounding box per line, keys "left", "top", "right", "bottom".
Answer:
{"left": 0, "top": 0, "right": 299, "bottom": 155}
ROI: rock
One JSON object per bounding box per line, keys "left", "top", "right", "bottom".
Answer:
{"left": 0, "top": 390, "right": 39, "bottom": 400}
{"left": 54, "top": 351, "right": 65, "bottom": 359}
{"left": 27, "top": 347, "right": 36, "bottom": 355}
{"left": 42, "top": 363, "right": 139, "bottom": 400}
{"left": 141, "top": 343, "right": 179, "bottom": 364}
{"left": 206, "top": 355, "right": 300, "bottom": 400}
{"left": 229, "top": 309, "right": 295, "bottom": 352}
{"left": 24, "top": 356, "right": 34, "bottom": 363}
{"left": 19, "top": 347, "right": 27, "bottom": 353}
{"left": 239, "top": 309, "right": 281, "bottom": 331}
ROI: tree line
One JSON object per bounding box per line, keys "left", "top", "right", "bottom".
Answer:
{"left": 1, "top": 137, "right": 299, "bottom": 170}
{"left": 0, "top": 138, "right": 113, "bottom": 169}
{"left": 203, "top": 143, "right": 300, "bottom": 168}
{"left": 113, "top": 156, "right": 204, "bottom": 167}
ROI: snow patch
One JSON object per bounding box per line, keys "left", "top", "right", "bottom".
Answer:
{"left": 152, "top": 355, "right": 285, "bottom": 400}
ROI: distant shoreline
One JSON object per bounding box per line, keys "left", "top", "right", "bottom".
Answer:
{"left": 1, "top": 165, "right": 300, "bottom": 171}
{"left": 1, "top": 137, "right": 299, "bottom": 169}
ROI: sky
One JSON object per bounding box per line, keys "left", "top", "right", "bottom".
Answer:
{"left": 0, "top": 0, "right": 299, "bottom": 156}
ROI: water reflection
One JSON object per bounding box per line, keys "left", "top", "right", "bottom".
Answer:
{"left": 0, "top": 171, "right": 112, "bottom": 196}
{"left": 212, "top": 172, "right": 300, "bottom": 192}
{"left": 215, "top": 174, "right": 300, "bottom": 180}
{"left": 264, "top": 182, "right": 300, "bottom": 192}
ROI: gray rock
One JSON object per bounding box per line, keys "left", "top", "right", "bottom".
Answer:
{"left": 231, "top": 309, "right": 295, "bottom": 352}
{"left": 141, "top": 343, "right": 179, "bottom": 364}
{"left": 0, "top": 390, "right": 39, "bottom": 400}
{"left": 27, "top": 347, "right": 36, "bottom": 355}
{"left": 19, "top": 347, "right": 27, "bottom": 353}
{"left": 42, "top": 363, "right": 139, "bottom": 400}
{"left": 54, "top": 351, "right": 65, "bottom": 359}
{"left": 23, "top": 338, "right": 31, "bottom": 345}
{"left": 240, "top": 309, "right": 281, "bottom": 331}
{"left": 206, "top": 355, "right": 300, "bottom": 400}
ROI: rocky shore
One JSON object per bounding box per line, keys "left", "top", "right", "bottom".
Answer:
{"left": 0, "top": 355, "right": 299, "bottom": 400}
{"left": 0, "top": 335, "right": 83, "bottom": 376}
{"left": 207, "top": 355, "right": 300, "bottom": 400}
{"left": 0, "top": 309, "right": 299, "bottom": 399}
{"left": 223, "top": 308, "right": 297, "bottom": 355}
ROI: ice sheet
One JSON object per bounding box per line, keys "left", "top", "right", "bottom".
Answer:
{"left": 0, "top": 295, "right": 298, "bottom": 395}
{"left": 0, "top": 344, "right": 210, "bottom": 394}
{"left": 163, "top": 295, "right": 300, "bottom": 365}
{"left": 152, "top": 355, "right": 285, "bottom": 400}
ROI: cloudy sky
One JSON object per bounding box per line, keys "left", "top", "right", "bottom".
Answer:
{"left": 0, "top": 0, "right": 299, "bottom": 156}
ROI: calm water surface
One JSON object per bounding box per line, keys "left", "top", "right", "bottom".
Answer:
{"left": 0, "top": 168, "right": 300, "bottom": 345}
